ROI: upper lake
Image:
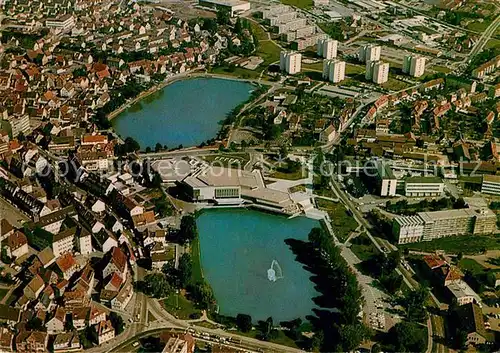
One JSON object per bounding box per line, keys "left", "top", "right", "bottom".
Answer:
{"left": 196, "top": 208, "right": 319, "bottom": 323}
{"left": 112, "top": 77, "right": 254, "bottom": 149}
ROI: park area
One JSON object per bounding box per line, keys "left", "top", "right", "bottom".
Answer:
{"left": 316, "top": 198, "right": 358, "bottom": 242}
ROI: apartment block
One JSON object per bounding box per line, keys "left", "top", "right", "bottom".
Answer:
{"left": 405, "top": 176, "right": 444, "bottom": 197}
{"left": 375, "top": 162, "right": 397, "bottom": 197}
{"left": 276, "top": 18, "right": 307, "bottom": 34}
{"left": 393, "top": 208, "right": 497, "bottom": 244}
{"left": 317, "top": 38, "right": 338, "bottom": 60}
{"left": 481, "top": 174, "right": 500, "bottom": 195}
{"left": 4, "top": 114, "right": 31, "bottom": 138}
{"left": 366, "top": 61, "right": 389, "bottom": 84}
{"left": 292, "top": 33, "right": 327, "bottom": 50}
{"left": 322, "top": 59, "right": 345, "bottom": 83}
{"left": 359, "top": 44, "right": 381, "bottom": 63}
{"left": 403, "top": 55, "right": 426, "bottom": 77}
{"left": 280, "top": 51, "right": 301, "bottom": 74}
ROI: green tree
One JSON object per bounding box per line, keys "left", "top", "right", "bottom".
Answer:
{"left": 236, "top": 313, "right": 252, "bottom": 332}
{"left": 178, "top": 215, "right": 197, "bottom": 244}
{"left": 216, "top": 8, "right": 230, "bottom": 25}
{"left": 178, "top": 253, "right": 192, "bottom": 288}
{"left": 189, "top": 282, "right": 214, "bottom": 309}
{"left": 155, "top": 143, "right": 163, "bottom": 153}
{"left": 403, "top": 286, "right": 429, "bottom": 322}
{"left": 139, "top": 273, "right": 172, "bottom": 298}
{"left": 391, "top": 321, "right": 427, "bottom": 352}
{"left": 109, "top": 312, "right": 125, "bottom": 334}
{"left": 146, "top": 146, "right": 152, "bottom": 153}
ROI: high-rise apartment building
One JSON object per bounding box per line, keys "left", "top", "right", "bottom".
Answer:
{"left": 317, "top": 38, "right": 338, "bottom": 59}
{"left": 403, "top": 55, "right": 426, "bottom": 77}
{"left": 366, "top": 61, "right": 389, "bottom": 84}
{"left": 359, "top": 44, "right": 381, "bottom": 63}
{"left": 322, "top": 59, "right": 345, "bottom": 83}
{"left": 280, "top": 51, "right": 302, "bottom": 75}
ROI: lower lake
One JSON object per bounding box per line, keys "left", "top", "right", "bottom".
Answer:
{"left": 112, "top": 77, "right": 254, "bottom": 149}
{"left": 196, "top": 208, "right": 319, "bottom": 323}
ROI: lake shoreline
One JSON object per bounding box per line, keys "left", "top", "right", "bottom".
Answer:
{"left": 107, "top": 70, "right": 261, "bottom": 121}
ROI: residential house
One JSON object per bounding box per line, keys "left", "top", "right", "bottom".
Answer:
{"left": 56, "top": 253, "right": 78, "bottom": 280}
{"left": 76, "top": 227, "right": 93, "bottom": 255}
{"left": 452, "top": 303, "right": 492, "bottom": 345}
{"left": 37, "top": 247, "right": 56, "bottom": 268}
{"left": 53, "top": 331, "right": 81, "bottom": 352}
{"left": 111, "top": 279, "right": 133, "bottom": 311}
{"left": 88, "top": 305, "right": 106, "bottom": 326}
{"left": 0, "top": 219, "right": 14, "bottom": 241}
{"left": 0, "top": 305, "right": 20, "bottom": 327}
{"left": 0, "top": 328, "right": 13, "bottom": 352}
{"left": 96, "top": 320, "right": 115, "bottom": 345}
{"left": 72, "top": 307, "right": 90, "bottom": 331}
{"left": 46, "top": 307, "right": 66, "bottom": 335}
{"left": 52, "top": 227, "right": 76, "bottom": 258}
{"left": 25, "top": 275, "right": 45, "bottom": 300}
{"left": 15, "top": 331, "right": 48, "bottom": 353}
{"left": 4, "top": 230, "right": 28, "bottom": 259}
{"left": 102, "top": 246, "right": 128, "bottom": 281}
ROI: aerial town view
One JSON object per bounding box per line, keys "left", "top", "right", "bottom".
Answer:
{"left": 0, "top": 0, "right": 500, "bottom": 352}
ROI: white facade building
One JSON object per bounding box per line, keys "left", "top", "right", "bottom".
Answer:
{"left": 323, "top": 59, "right": 345, "bottom": 83}
{"left": 393, "top": 216, "right": 424, "bottom": 244}
{"left": 52, "top": 229, "right": 75, "bottom": 258}
{"left": 366, "top": 61, "right": 389, "bottom": 84}
{"left": 198, "top": 0, "right": 251, "bottom": 16}
{"left": 359, "top": 44, "right": 381, "bottom": 63}
{"left": 405, "top": 176, "right": 444, "bottom": 197}
{"left": 280, "top": 51, "right": 302, "bottom": 75}
{"left": 317, "top": 38, "right": 338, "bottom": 59}
{"left": 403, "top": 55, "right": 426, "bottom": 77}
{"left": 481, "top": 174, "right": 500, "bottom": 195}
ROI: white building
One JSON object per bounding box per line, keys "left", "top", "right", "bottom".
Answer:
{"left": 481, "top": 174, "right": 500, "bottom": 195}
{"left": 405, "top": 176, "right": 444, "bottom": 197}
{"left": 5, "top": 114, "right": 31, "bottom": 138}
{"left": 323, "top": 59, "right": 345, "bottom": 83}
{"left": 403, "top": 55, "right": 426, "bottom": 77}
{"left": 319, "top": 125, "right": 337, "bottom": 143}
{"left": 96, "top": 320, "right": 115, "bottom": 345}
{"left": 359, "top": 44, "right": 381, "bottom": 63}
{"left": 317, "top": 38, "right": 338, "bottom": 59}
{"left": 393, "top": 215, "right": 424, "bottom": 244}
{"left": 52, "top": 228, "right": 75, "bottom": 258}
{"left": 198, "top": 0, "right": 251, "bottom": 16}
{"left": 447, "top": 280, "right": 481, "bottom": 306}
{"left": 77, "top": 229, "right": 93, "bottom": 255}
{"left": 45, "top": 14, "right": 75, "bottom": 30}
{"left": 280, "top": 51, "right": 302, "bottom": 75}
{"left": 366, "top": 61, "right": 389, "bottom": 84}
{"left": 375, "top": 162, "right": 397, "bottom": 196}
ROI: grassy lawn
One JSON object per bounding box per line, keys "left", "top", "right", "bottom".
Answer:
{"left": 211, "top": 66, "right": 262, "bottom": 79}
{"left": 381, "top": 77, "right": 411, "bottom": 91}
{"left": 270, "top": 168, "right": 308, "bottom": 180}
{"left": 349, "top": 233, "right": 377, "bottom": 261}
{"left": 467, "top": 20, "right": 491, "bottom": 32}
{"left": 0, "top": 288, "right": 9, "bottom": 302}
{"left": 191, "top": 237, "right": 204, "bottom": 284}
{"left": 345, "top": 63, "right": 365, "bottom": 76}
{"left": 249, "top": 21, "right": 268, "bottom": 41}
{"left": 400, "top": 235, "right": 500, "bottom": 255}
{"left": 486, "top": 38, "right": 500, "bottom": 49}
{"left": 459, "top": 258, "right": 486, "bottom": 275}
{"left": 163, "top": 294, "right": 201, "bottom": 320}
{"left": 256, "top": 40, "right": 281, "bottom": 67}
{"left": 430, "top": 65, "right": 452, "bottom": 74}
{"left": 194, "top": 321, "right": 218, "bottom": 329}
{"left": 280, "top": 0, "right": 313, "bottom": 9}
{"left": 234, "top": 329, "right": 299, "bottom": 348}
{"left": 316, "top": 199, "right": 358, "bottom": 242}
{"left": 302, "top": 62, "right": 324, "bottom": 71}
{"left": 289, "top": 184, "right": 307, "bottom": 193}
{"left": 203, "top": 153, "right": 250, "bottom": 169}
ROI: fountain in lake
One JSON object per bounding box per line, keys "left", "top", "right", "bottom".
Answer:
{"left": 267, "top": 260, "right": 283, "bottom": 282}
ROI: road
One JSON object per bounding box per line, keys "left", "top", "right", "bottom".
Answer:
{"left": 462, "top": 13, "right": 500, "bottom": 65}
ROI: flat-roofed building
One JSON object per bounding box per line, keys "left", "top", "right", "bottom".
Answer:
{"left": 280, "top": 51, "right": 301, "bottom": 75}
{"left": 405, "top": 176, "right": 444, "bottom": 197}
{"left": 481, "top": 174, "right": 500, "bottom": 195}
{"left": 375, "top": 162, "right": 397, "bottom": 197}
{"left": 359, "top": 44, "right": 381, "bottom": 63}
{"left": 180, "top": 166, "right": 298, "bottom": 214}
{"left": 393, "top": 215, "right": 424, "bottom": 244}
{"left": 447, "top": 280, "right": 481, "bottom": 306}
{"left": 198, "top": 0, "right": 251, "bottom": 16}
{"left": 403, "top": 55, "right": 426, "bottom": 78}
{"left": 317, "top": 38, "right": 338, "bottom": 59}
{"left": 323, "top": 59, "right": 345, "bottom": 83}
{"left": 393, "top": 208, "right": 496, "bottom": 243}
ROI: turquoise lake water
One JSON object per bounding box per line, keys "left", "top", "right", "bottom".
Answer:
{"left": 112, "top": 78, "right": 254, "bottom": 149}
{"left": 196, "top": 208, "right": 319, "bottom": 322}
